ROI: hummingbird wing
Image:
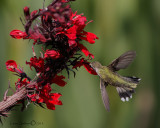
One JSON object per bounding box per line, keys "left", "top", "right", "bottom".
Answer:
{"left": 100, "top": 78, "right": 110, "bottom": 112}
{"left": 108, "top": 51, "right": 136, "bottom": 71}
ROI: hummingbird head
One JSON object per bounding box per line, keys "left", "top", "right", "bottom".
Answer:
{"left": 90, "top": 61, "right": 102, "bottom": 70}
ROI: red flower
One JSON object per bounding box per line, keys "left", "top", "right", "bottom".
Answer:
{"left": 27, "top": 83, "right": 46, "bottom": 103}
{"left": 6, "top": 60, "right": 23, "bottom": 74}
{"left": 64, "top": 26, "right": 77, "bottom": 40}
{"left": 26, "top": 56, "right": 44, "bottom": 73}
{"left": 78, "top": 43, "right": 94, "bottom": 59}
{"left": 46, "top": 93, "right": 62, "bottom": 110}
{"left": 15, "top": 78, "right": 30, "bottom": 89}
{"left": 68, "top": 40, "right": 77, "bottom": 48}
{"left": 28, "top": 94, "right": 39, "bottom": 102}
{"left": 6, "top": 60, "right": 17, "bottom": 72}
{"left": 38, "top": 84, "right": 52, "bottom": 102}
{"left": 28, "top": 84, "right": 62, "bottom": 110}
{"left": 58, "top": 11, "right": 98, "bottom": 50}
{"left": 52, "top": 75, "right": 67, "bottom": 87}
{"left": 29, "top": 29, "right": 47, "bottom": 44}
{"left": 83, "top": 62, "right": 97, "bottom": 75}
{"left": 24, "top": 6, "right": 30, "bottom": 20}
{"left": 30, "top": 10, "right": 38, "bottom": 19}
{"left": 44, "top": 50, "right": 61, "bottom": 59}
{"left": 10, "top": 30, "right": 28, "bottom": 39}
{"left": 73, "top": 58, "right": 97, "bottom": 75}
{"left": 71, "top": 12, "right": 98, "bottom": 43}
{"left": 80, "top": 31, "right": 99, "bottom": 44}
{"left": 71, "top": 12, "right": 87, "bottom": 31}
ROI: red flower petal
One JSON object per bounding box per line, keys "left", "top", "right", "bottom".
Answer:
{"left": 68, "top": 40, "right": 77, "bottom": 48}
{"left": 80, "top": 31, "right": 99, "bottom": 44}
{"left": 24, "top": 6, "right": 30, "bottom": 20}
{"left": 52, "top": 75, "right": 67, "bottom": 87}
{"left": 15, "top": 78, "right": 30, "bottom": 88}
{"left": 72, "top": 59, "right": 84, "bottom": 69}
{"left": 10, "top": 30, "right": 28, "bottom": 39}
{"left": 6, "top": 60, "right": 17, "bottom": 72}
{"left": 65, "top": 25, "right": 77, "bottom": 40}
{"left": 66, "top": 25, "right": 77, "bottom": 34}
{"left": 70, "top": 11, "right": 77, "bottom": 20}
{"left": 30, "top": 10, "right": 38, "bottom": 19}
{"left": 65, "top": 33, "right": 77, "bottom": 40}
{"left": 72, "top": 58, "right": 97, "bottom": 75}
{"left": 78, "top": 43, "right": 94, "bottom": 59}
{"left": 42, "top": 84, "right": 52, "bottom": 94}
{"left": 26, "top": 56, "right": 44, "bottom": 72}
{"left": 44, "top": 50, "right": 61, "bottom": 59}
{"left": 46, "top": 102, "right": 56, "bottom": 110}
{"left": 72, "top": 15, "right": 87, "bottom": 31}
{"left": 27, "top": 94, "right": 38, "bottom": 102}
{"left": 29, "top": 30, "right": 46, "bottom": 43}
{"left": 46, "top": 93, "right": 62, "bottom": 110}
{"left": 28, "top": 93, "right": 44, "bottom": 103}
{"left": 50, "top": 93, "right": 62, "bottom": 105}
{"left": 83, "top": 63, "right": 97, "bottom": 75}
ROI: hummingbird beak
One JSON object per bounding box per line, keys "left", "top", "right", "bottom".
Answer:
{"left": 89, "top": 63, "right": 93, "bottom": 69}
{"left": 89, "top": 63, "right": 95, "bottom": 71}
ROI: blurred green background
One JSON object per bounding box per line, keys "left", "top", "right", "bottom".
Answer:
{"left": 0, "top": 0, "right": 160, "bottom": 128}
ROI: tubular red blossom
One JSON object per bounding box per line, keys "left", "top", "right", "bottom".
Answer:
{"left": 73, "top": 58, "right": 97, "bottom": 75}
{"left": 46, "top": 93, "right": 62, "bottom": 110}
{"left": 83, "top": 63, "right": 97, "bottom": 75}
{"left": 6, "top": 60, "right": 17, "bottom": 72}
{"left": 52, "top": 75, "right": 67, "bottom": 87}
{"left": 24, "top": 6, "right": 30, "bottom": 20}
{"left": 6, "top": 60, "right": 23, "bottom": 74}
{"left": 28, "top": 94, "right": 39, "bottom": 102}
{"left": 68, "top": 40, "right": 77, "bottom": 48}
{"left": 29, "top": 29, "right": 47, "bottom": 43}
{"left": 71, "top": 13, "right": 99, "bottom": 43}
{"left": 72, "top": 61, "right": 83, "bottom": 69}
{"left": 58, "top": 12, "right": 98, "bottom": 48}
{"left": 28, "top": 84, "right": 62, "bottom": 110}
{"left": 80, "top": 31, "right": 99, "bottom": 44}
{"left": 44, "top": 50, "right": 61, "bottom": 59}
{"left": 30, "top": 10, "right": 38, "bottom": 19}
{"left": 26, "top": 56, "right": 44, "bottom": 73}
{"left": 78, "top": 43, "right": 94, "bottom": 59}
{"left": 41, "top": 84, "right": 52, "bottom": 95}
{"left": 49, "top": 93, "right": 62, "bottom": 105}
{"left": 15, "top": 78, "right": 30, "bottom": 89}
{"left": 10, "top": 30, "right": 28, "bottom": 39}
{"left": 72, "top": 15, "right": 87, "bottom": 31}
{"left": 65, "top": 27, "right": 77, "bottom": 40}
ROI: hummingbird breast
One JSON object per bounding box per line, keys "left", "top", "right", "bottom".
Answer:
{"left": 98, "top": 67, "right": 136, "bottom": 88}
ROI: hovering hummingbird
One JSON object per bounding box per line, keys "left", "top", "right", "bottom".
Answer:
{"left": 90, "top": 51, "right": 141, "bottom": 111}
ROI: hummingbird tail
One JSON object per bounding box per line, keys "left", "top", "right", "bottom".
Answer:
{"left": 116, "top": 87, "right": 135, "bottom": 102}
{"left": 125, "top": 76, "right": 141, "bottom": 84}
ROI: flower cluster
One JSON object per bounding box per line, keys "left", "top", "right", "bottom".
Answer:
{"left": 8, "top": 0, "right": 98, "bottom": 110}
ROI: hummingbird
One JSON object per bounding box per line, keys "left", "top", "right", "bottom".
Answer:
{"left": 90, "top": 51, "right": 141, "bottom": 111}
